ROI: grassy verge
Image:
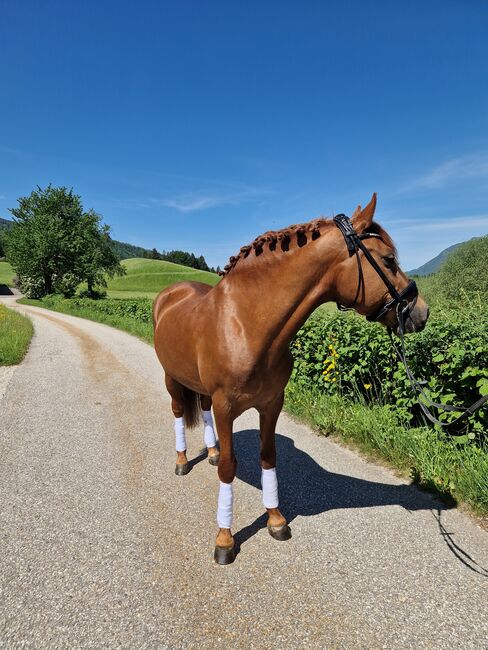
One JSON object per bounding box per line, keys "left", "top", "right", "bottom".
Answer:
{"left": 0, "top": 304, "right": 34, "bottom": 365}
{"left": 285, "top": 382, "right": 488, "bottom": 517}
{"left": 19, "top": 296, "right": 153, "bottom": 343}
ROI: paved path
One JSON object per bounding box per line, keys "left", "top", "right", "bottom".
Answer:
{"left": 1, "top": 297, "right": 487, "bottom": 649}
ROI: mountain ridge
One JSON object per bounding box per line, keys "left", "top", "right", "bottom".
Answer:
{"left": 407, "top": 242, "right": 462, "bottom": 276}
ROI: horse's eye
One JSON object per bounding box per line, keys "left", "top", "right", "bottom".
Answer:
{"left": 383, "top": 255, "right": 396, "bottom": 269}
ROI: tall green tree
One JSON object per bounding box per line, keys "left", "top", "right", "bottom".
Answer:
{"left": 5, "top": 185, "right": 124, "bottom": 297}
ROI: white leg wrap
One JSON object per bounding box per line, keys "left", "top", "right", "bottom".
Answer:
{"left": 262, "top": 467, "right": 279, "bottom": 509}
{"left": 174, "top": 417, "right": 186, "bottom": 452}
{"left": 202, "top": 409, "right": 217, "bottom": 448}
{"left": 217, "top": 481, "right": 233, "bottom": 529}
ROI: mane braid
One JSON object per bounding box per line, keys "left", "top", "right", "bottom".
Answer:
{"left": 219, "top": 217, "right": 331, "bottom": 276}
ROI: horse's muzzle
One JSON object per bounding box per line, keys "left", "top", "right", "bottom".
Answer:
{"left": 400, "top": 301, "right": 429, "bottom": 334}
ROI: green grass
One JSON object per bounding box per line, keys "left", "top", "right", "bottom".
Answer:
{"left": 106, "top": 258, "right": 219, "bottom": 297}
{"left": 285, "top": 382, "right": 488, "bottom": 517}
{"left": 0, "top": 304, "right": 34, "bottom": 365}
{"left": 0, "top": 261, "right": 14, "bottom": 287}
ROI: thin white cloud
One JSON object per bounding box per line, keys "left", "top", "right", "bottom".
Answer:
{"left": 402, "top": 154, "right": 488, "bottom": 192}
{"left": 401, "top": 214, "right": 488, "bottom": 231}
{"left": 391, "top": 214, "right": 488, "bottom": 232}
{"left": 160, "top": 195, "right": 237, "bottom": 213}
{"left": 147, "top": 186, "right": 274, "bottom": 213}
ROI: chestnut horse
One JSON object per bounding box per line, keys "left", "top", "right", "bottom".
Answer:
{"left": 153, "top": 194, "right": 429, "bottom": 564}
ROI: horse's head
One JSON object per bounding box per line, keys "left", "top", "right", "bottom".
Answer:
{"left": 333, "top": 193, "right": 429, "bottom": 334}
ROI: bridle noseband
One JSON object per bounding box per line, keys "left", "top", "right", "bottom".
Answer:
{"left": 333, "top": 213, "right": 488, "bottom": 433}
{"left": 333, "top": 213, "right": 418, "bottom": 323}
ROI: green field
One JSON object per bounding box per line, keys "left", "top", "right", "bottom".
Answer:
{"left": 106, "top": 258, "right": 220, "bottom": 298}
{"left": 0, "top": 261, "right": 14, "bottom": 287}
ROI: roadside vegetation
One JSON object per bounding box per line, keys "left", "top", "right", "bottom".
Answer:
{"left": 0, "top": 304, "right": 33, "bottom": 365}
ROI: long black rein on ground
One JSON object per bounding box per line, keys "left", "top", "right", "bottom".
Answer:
{"left": 333, "top": 213, "right": 488, "bottom": 434}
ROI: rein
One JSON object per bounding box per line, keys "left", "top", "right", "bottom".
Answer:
{"left": 333, "top": 213, "right": 488, "bottom": 433}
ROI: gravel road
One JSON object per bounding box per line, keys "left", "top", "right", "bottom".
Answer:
{"left": 1, "top": 296, "right": 487, "bottom": 649}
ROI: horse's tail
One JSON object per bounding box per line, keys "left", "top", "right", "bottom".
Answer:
{"left": 180, "top": 385, "right": 201, "bottom": 429}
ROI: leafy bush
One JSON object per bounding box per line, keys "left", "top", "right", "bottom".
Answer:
{"left": 291, "top": 306, "right": 488, "bottom": 434}
{"left": 67, "top": 296, "right": 153, "bottom": 322}
{"left": 15, "top": 275, "right": 46, "bottom": 299}
{"left": 421, "top": 235, "right": 488, "bottom": 307}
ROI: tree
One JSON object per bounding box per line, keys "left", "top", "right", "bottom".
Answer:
{"left": 5, "top": 185, "right": 124, "bottom": 297}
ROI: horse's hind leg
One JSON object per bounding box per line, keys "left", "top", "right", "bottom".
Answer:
{"left": 164, "top": 374, "right": 190, "bottom": 476}
{"left": 200, "top": 394, "right": 219, "bottom": 466}
{"left": 259, "top": 392, "right": 291, "bottom": 541}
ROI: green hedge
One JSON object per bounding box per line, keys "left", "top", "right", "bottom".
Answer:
{"left": 67, "top": 296, "right": 154, "bottom": 322}
{"left": 291, "top": 306, "right": 488, "bottom": 435}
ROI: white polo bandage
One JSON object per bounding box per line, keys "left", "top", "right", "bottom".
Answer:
{"left": 174, "top": 417, "right": 186, "bottom": 452}
{"left": 262, "top": 467, "right": 279, "bottom": 509}
{"left": 202, "top": 409, "right": 217, "bottom": 448}
{"left": 217, "top": 481, "right": 233, "bottom": 529}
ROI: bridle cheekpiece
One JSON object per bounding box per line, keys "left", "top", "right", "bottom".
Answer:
{"left": 333, "top": 213, "right": 418, "bottom": 323}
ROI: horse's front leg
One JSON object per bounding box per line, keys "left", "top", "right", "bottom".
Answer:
{"left": 259, "top": 392, "right": 291, "bottom": 541}
{"left": 212, "top": 395, "right": 237, "bottom": 565}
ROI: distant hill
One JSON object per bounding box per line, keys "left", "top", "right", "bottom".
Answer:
{"left": 408, "top": 242, "right": 463, "bottom": 276}
{"left": 106, "top": 258, "right": 219, "bottom": 298}
{"left": 0, "top": 217, "right": 13, "bottom": 231}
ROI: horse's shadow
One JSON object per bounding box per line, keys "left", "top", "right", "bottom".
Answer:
{"left": 233, "top": 429, "right": 452, "bottom": 550}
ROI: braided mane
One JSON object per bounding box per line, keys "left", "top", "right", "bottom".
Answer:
{"left": 219, "top": 217, "right": 333, "bottom": 276}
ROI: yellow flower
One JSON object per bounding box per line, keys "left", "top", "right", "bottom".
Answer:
{"left": 364, "top": 383, "right": 372, "bottom": 390}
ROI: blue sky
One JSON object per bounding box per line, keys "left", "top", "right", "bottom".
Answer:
{"left": 1, "top": 1, "right": 487, "bottom": 270}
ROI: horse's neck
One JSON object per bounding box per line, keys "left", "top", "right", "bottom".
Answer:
{"left": 220, "top": 229, "right": 339, "bottom": 355}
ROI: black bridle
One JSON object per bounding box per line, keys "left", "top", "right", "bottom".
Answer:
{"left": 333, "top": 213, "right": 488, "bottom": 433}
{"left": 333, "top": 213, "right": 418, "bottom": 321}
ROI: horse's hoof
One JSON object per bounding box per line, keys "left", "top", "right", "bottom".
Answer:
{"left": 174, "top": 463, "right": 190, "bottom": 476}
{"left": 268, "top": 524, "right": 292, "bottom": 541}
{"left": 214, "top": 545, "right": 236, "bottom": 565}
{"left": 208, "top": 453, "right": 220, "bottom": 466}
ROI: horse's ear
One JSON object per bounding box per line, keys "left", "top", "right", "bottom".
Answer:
{"left": 350, "top": 204, "right": 362, "bottom": 220}
{"left": 352, "top": 192, "right": 377, "bottom": 232}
